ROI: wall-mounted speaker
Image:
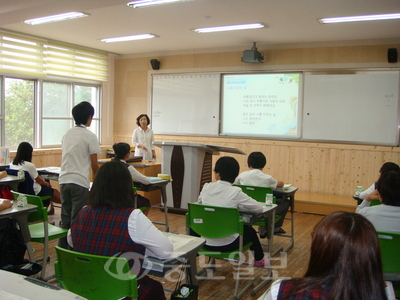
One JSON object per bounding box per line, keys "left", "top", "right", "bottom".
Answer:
{"left": 388, "top": 48, "right": 398, "bottom": 63}
{"left": 150, "top": 59, "right": 160, "bottom": 70}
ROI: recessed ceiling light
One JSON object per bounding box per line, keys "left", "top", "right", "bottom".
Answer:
{"left": 127, "top": 0, "right": 192, "bottom": 8}
{"left": 319, "top": 13, "right": 400, "bottom": 24}
{"left": 24, "top": 12, "right": 89, "bottom": 25}
{"left": 193, "top": 23, "right": 265, "bottom": 33}
{"left": 100, "top": 34, "right": 157, "bottom": 43}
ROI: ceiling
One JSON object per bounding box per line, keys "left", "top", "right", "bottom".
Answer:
{"left": 0, "top": 0, "right": 400, "bottom": 56}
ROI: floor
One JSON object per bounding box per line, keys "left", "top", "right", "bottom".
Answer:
{"left": 30, "top": 205, "right": 325, "bottom": 300}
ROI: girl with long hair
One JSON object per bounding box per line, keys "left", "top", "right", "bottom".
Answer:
{"left": 263, "top": 211, "right": 387, "bottom": 300}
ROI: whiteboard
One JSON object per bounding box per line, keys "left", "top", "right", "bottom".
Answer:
{"left": 303, "top": 72, "right": 400, "bottom": 145}
{"left": 151, "top": 74, "right": 220, "bottom": 135}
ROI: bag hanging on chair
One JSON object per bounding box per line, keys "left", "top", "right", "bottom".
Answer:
{"left": 0, "top": 185, "right": 13, "bottom": 200}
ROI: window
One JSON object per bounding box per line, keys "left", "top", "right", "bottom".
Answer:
{"left": 4, "top": 77, "right": 35, "bottom": 150}
{"left": 0, "top": 77, "right": 100, "bottom": 150}
{"left": 41, "top": 81, "right": 101, "bottom": 147}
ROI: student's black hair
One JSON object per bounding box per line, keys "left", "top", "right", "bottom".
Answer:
{"left": 379, "top": 162, "right": 400, "bottom": 174}
{"left": 88, "top": 161, "right": 135, "bottom": 209}
{"left": 12, "top": 142, "right": 33, "bottom": 165}
{"left": 214, "top": 156, "right": 240, "bottom": 183}
{"left": 247, "top": 151, "right": 267, "bottom": 169}
{"left": 72, "top": 101, "right": 95, "bottom": 126}
{"left": 113, "top": 142, "right": 130, "bottom": 160}
{"left": 136, "top": 114, "right": 151, "bottom": 127}
{"left": 376, "top": 171, "right": 400, "bottom": 207}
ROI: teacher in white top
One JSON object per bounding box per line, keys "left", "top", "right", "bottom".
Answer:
{"left": 131, "top": 114, "right": 156, "bottom": 161}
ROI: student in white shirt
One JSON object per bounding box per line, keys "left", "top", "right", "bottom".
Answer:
{"left": 131, "top": 114, "right": 156, "bottom": 161}
{"left": 197, "top": 156, "right": 269, "bottom": 267}
{"left": 10, "top": 142, "right": 60, "bottom": 212}
{"left": 112, "top": 142, "right": 151, "bottom": 215}
{"left": 234, "top": 152, "right": 289, "bottom": 235}
{"left": 359, "top": 162, "right": 400, "bottom": 200}
{"left": 356, "top": 170, "right": 400, "bottom": 234}
{"left": 58, "top": 101, "right": 101, "bottom": 248}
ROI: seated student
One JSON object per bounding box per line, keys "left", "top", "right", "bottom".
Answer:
{"left": 112, "top": 142, "right": 152, "bottom": 215}
{"left": 356, "top": 170, "right": 400, "bottom": 233}
{"left": 69, "top": 161, "right": 173, "bottom": 300}
{"left": 9, "top": 142, "right": 60, "bottom": 214}
{"left": 262, "top": 211, "right": 388, "bottom": 300}
{"left": 359, "top": 162, "right": 400, "bottom": 200}
{"left": 234, "top": 152, "right": 290, "bottom": 235}
{"left": 197, "top": 156, "right": 269, "bottom": 267}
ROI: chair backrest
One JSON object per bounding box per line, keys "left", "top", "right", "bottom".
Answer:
{"left": 6, "top": 169, "right": 35, "bottom": 195}
{"left": 234, "top": 184, "right": 274, "bottom": 203}
{"left": 11, "top": 191, "right": 48, "bottom": 222}
{"left": 377, "top": 231, "right": 400, "bottom": 274}
{"left": 186, "top": 203, "right": 244, "bottom": 238}
{"left": 54, "top": 246, "right": 138, "bottom": 300}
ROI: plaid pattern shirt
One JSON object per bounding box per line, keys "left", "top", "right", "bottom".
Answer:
{"left": 277, "top": 279, "right": 331, "bottom": 300}
{"left": 71, "top": 206, "right": 166, "bottom": 300}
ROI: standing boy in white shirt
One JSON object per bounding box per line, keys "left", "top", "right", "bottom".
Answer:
{"left": 58, "top": 101, "right": 101, "bottom": 248}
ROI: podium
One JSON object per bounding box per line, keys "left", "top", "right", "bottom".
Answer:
{"left": 154, "top": 141, "right": 245, "bottom": 213}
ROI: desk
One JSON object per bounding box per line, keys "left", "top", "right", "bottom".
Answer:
{"left": 240, "top": 204, "right": 277, "bottom": 296}
{"left": 0, "top": 175, "right": 24, "bottom": 191}
{"left": 98, "top": 159, "right": 162, "bottom": 205}
{"left": 143, "top": 232, "right": 205, "bottom": 286}
{"left": 134, "top": 179, "right": 170, "bottom": 232}
{"left": 272, "top": 186, "right": 298, "bottom": 254}
{"left": 0, "top": 200, "right": 37, "bottom": 262}
{"left": 0, "top": 270, "right": 87, "bottom": 300}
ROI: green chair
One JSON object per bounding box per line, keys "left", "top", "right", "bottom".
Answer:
{"left": 377, "top": 231, "right": 400, "bottom": 298}
{"left": 54, "top": 246, "right": 138, "bottom": 300}
{"left": 11, "top": 191, "right": 68, "bottom": 280}
{"left": 234, "top": 184, "right": 282, "bottom": 237}
{"left": 186, "top": 203, "right": 254, "bottom": 300}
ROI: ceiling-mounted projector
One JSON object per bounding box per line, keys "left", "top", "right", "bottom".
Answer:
{"left": 241, "top": 42, "right": 265, "bottom": 63}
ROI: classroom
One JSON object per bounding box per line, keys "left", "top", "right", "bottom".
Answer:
{"left": 0, "top": 0, "right": 400, "bottom": 299}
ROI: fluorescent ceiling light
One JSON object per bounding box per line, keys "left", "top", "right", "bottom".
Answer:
{"left": 319, "top": 13, "right": 400, "bottom": 24}
{"left": 100, "top": 34, "right": 156, "bottom": 43}
{"left": 24, "top": 12, "right": 89, "bottom": 25}
{"left": 127, "top": 0, "right": 191, "bottom": 8}
{"left": 194, "top": 23, "right": 265, "bottom": 33}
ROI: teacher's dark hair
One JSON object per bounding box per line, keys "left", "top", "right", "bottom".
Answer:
{"left": 280, "top": 211, "right": 386, "bottom": 300}
{"left": 88, "top": 161, "right": 135, "bottom": 209}
{"left": 136, "top": 114, "right": 151, "bottom": 127}
{"left": 13, "top": 142, "right": 33, "bottom": 165}
{"left": 214, "top": 156, "right": 240, "bottom": 183}
{"left": 376, "top": 170, "right": 400, "bottom": 207}
{"left": 113, "top": 142, "right": 131, "bottom": 160}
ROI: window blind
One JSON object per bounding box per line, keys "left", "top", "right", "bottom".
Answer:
{"left": 47, "top": 41, "right": 108, "bottom": 81}
{"left": 0, "top": 30, "right": 47, "bottom": 77}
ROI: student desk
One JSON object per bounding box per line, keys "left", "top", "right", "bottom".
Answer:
{"left": 0, "top": 270, "right": 87, "bottom": 300}
{"left": 0, "top": 175, "right": 25, "bottom": 191}
{"left": 97, "top": 159, "right": 162, "bottom": 205}
{"left": 143, "top": 232, "right": 206, "bottom": 287}
{"left": 134, "top": 179, "right": 170, "bottom": 232}
{"left": 0, "top": 199, "right": 37, "bottom": 262}
{"left": 272, "top": 186, "right": 298, "bottom": 255}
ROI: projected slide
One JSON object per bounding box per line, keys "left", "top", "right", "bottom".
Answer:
{"left": 221, "top": 73, "right": 301, "bottom": 138}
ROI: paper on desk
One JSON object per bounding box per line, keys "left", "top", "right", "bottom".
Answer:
{"left": 0, "top": 289, "right": 29, "bottom": 300}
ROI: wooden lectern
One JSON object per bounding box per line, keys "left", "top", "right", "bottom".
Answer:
{"left": 154, "top": 141, "right": 245, "bottom": 213}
